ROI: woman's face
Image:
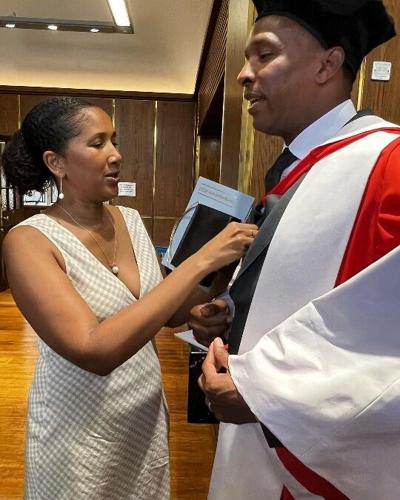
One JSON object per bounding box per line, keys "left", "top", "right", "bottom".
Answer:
{"left": 60, "top": 106, "right": 122, "bottom": 203}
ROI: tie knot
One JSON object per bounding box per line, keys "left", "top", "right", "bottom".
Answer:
{"left": 264, "top": 148, "right": 297, "bottom": 192}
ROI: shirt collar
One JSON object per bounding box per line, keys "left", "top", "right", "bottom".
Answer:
{"left": 287, "top": 99, "right": 357, "bottom": 160}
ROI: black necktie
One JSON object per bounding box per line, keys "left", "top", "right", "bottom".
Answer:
{"left": 251, "top": 148, "right": 297, "bottom": 226}
{"left": 264, "top": 147, "right": 297, "bottom": 192}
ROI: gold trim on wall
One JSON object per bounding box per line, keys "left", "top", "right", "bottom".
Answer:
{"left": 237, "top": 1, "right": 256, "bottom": 194}
{"left": 195, "top": 134, "right": 201, "bottom": 181}
{"left": 357, "top": 58, "right": 367, "bottom": 111}
{"left": 152, "top": 101, "right": 159, "bottom": 237}
{"left": 238, "top": 99, "right": 254, "bottom": 193}
{"left": 154, "top": 216, "right": 178, "bottom": 220}
{"left": 17, "top": 94, "right": 21, "bottom": 128}
{"left": 112, "top": 98, "right": 116, "bottom": 128}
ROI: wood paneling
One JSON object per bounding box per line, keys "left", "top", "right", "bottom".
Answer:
{"left": 198, "top": 136, "right": 221, "bottom": 182}
{"left": 199, "top": 78, "right": 224, "bottom": 137}
{"left": 153, "top": 218, "right": 178, "bottom": 247}
{"left": 351, "top": 70, "right": 361, "bottom": 110}
{"left": 359, "top": 0, "right": 400, "bottom": 123}
{"left": 113, "top": 100, "right": 156, "bottom": 217}
{"left": 141, "top": 217, "right": 153, "bottom": 240}
{"left": 0, "top": 94, "right": 19, "bottom": 136}
{"left": 20, "top": 95, "right": 50, "bottom": 121}
{"left": 0, "top": 85, "right": 193, "bottom": 102}
{"left": 198, "top": 0, "right": 229, "bottom": 130}
{"left": 20, "top": 95, "right": 113, "bottom": 121}
{"left": 154, "top": 102, "right": 195, "bottom": 218}
{"left": 251, "top": 132, "right": 283, "bottom": 202}
{"left": 85, "top": 97, "right": 114, "bottom": 117}
{"left": 219, "top": 0, "right": 252, "bottom": 188}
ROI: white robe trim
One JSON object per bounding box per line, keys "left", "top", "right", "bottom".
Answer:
{"left": 209, "top": 119, "right": 400, "bottom": 500}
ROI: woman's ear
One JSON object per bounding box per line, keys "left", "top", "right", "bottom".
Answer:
{"left": 43, "top": 150, "right": 63, "bottom": 177}
{"left": 316, "top": 46, "right": 346, "bottom": 84}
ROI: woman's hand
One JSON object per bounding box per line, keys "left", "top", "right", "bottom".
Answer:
{"left": 193, "top": 222, "right": 258, "bottom": 272}
{"left": 189, "top": 299, "right": 231, "bottom": 347}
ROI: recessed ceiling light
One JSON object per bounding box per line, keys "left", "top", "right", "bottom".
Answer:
{"left": 0, "top": 16, "right": 132, "bottom": 34}
{"left": 107, "top": 0, "right": 131, "bottom": 27}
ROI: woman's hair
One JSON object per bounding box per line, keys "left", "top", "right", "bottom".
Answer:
{"left": 1, "top": 96, "right": 96, "bottom": 194}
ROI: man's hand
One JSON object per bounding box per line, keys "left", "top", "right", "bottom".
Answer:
{"left": 188, "top": 299, "right": 231, "bottom": 347}
{"left": 198, "top": 337, "right": 257, "bottom": 424}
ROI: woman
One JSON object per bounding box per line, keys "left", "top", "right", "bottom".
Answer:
{"left": 1, "top": 97, "right": 257, "bottom": 499}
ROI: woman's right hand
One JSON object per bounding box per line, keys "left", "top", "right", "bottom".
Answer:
{"left": 192, "top": 222, "right": 258, "bottom": 273}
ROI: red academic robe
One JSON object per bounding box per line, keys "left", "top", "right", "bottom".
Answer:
{"left": 209, "top": 116, "right": 400, "bottom": 499}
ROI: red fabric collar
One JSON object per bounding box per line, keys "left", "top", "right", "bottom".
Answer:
{"left": 261, "top": 127, "right": 400, "bottom": 206}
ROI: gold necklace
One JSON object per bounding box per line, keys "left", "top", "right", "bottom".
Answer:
{"left": 57, "top": 204, "right": 119, "bottom": 275}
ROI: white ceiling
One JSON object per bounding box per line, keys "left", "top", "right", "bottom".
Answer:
{"left": 0, "top": 0, "right": 213, "bottom": 94}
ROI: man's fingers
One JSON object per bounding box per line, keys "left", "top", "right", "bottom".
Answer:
{"left": 200, "top": 300, "right": 228, "bottom": 317}
{"left": 201, "top": 343, "right": 218, "bottom": 381}
{"left": 200, "top": 303, "right": 222, "bottom": 317}
{"left": 194, "top": 311, "right": 230, "bottom": 327}
{"left": 191, "top": 324, "right": 227, "bottom": 347}
{"left": 213, "top": 337, "right": 229, "bottom": 372}
{"left": 198, "top": 373, "right": 205, "bottom": 392}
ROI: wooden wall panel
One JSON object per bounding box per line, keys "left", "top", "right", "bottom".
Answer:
{"left": 85, "top": 97, "right": 114, "bottom": 117}
{"left": 359, "top": 0, "right": 400, "bottom": 123}
{"left": 141, "top": 217, "right": 153, "bottom": 240}
{"left": 351, "top": 71, "right": 361, "bottom": 110}
{"left": 20, "top": 95, "right": 50, "bottom": 121}
{"left": 113, "top": 100, "right": 156, "bottom": 217}
{"left": 154, "top": 102, "right": 195, "bottom": 218}
{"left": 251, "top": 132, "right": 283, "bottom": 202}
{"left": 219, "top": 0, "right": 253, "bottom": 188}
{"left": 20, "top": 95, "right": 113, "bottom": 121}
{"left": 198, "top": 136, "right": 221, "bottom": 182}
{"left": 0, "top": 94, "right": 19, "bottom": 136}
{"left": 153, "top": 218, "right": 177, "bottom": 247}
{"left": 198, "top": 0, "right": 229, "bottom": 129}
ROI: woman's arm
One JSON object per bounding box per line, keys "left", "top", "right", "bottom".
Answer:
{"left": 165, "top": 262, "right": 238, "bottom": 327}
{"left": 4, "top": 222, "right": 254, "bottom": 376}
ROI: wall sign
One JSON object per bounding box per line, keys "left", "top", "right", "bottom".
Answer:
{"left": 371, "top": 61, "right": 392, "bottom": 81}
{"left": 118, "top": 182, "right": 136, "bottom": 197}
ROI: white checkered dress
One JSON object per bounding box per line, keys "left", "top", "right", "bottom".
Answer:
{"left": 18, "top": 207, "right": 170, "bottom": 499}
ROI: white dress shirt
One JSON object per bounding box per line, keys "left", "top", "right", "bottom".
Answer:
{"left": 281, "top": 99, "right": 357, "bottom": 180}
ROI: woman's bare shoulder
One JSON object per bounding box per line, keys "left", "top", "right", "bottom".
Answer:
{"left": 3, "top": 224, "right": 65, "bottom": 271}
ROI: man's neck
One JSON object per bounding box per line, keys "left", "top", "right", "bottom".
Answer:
{"left": 284, "top": 97, "right": 352, "bottom": 145}
{"left": 287, "top": 99, "right": 357, "bottom": 160}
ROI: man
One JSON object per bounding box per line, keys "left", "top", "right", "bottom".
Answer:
{"left": 190, "top": 1, "right": 400, "bottom": 498}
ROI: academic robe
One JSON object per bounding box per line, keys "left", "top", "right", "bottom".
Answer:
{"left": 209, "top": 115, "right": 400, "bottom": 500}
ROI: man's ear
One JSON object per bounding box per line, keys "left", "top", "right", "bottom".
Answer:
{"left": 43, "top": 150, "right": 63, "bottom": 177}
{"left": 316, "top": 46, "right": 346, "bottom": 84}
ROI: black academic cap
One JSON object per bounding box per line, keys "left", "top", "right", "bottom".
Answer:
{"left": 252, "top": 0, "right": 396, "bottom": 75}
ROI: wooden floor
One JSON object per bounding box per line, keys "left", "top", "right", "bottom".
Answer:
{"left": 0, "top": 290, "right": 216, "bottom": 499}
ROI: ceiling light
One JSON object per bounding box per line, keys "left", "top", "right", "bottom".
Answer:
{"left": 107, "top": 0, "right": 131, "bottom": 27}
{"left": 0, "top": 16, "right": 132, "bottom": 34}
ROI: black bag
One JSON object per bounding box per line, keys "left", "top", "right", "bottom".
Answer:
{"left": 171, "top": 204, "right": 240, "bottom": 287}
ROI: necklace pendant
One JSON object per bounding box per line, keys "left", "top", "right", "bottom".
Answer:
{"left": 111, "top": 265, "right": 119, "bottom": 275}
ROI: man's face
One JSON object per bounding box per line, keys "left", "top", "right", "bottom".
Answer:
{"left": 238, "top": 15, "right": 326, "bottom": 143}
